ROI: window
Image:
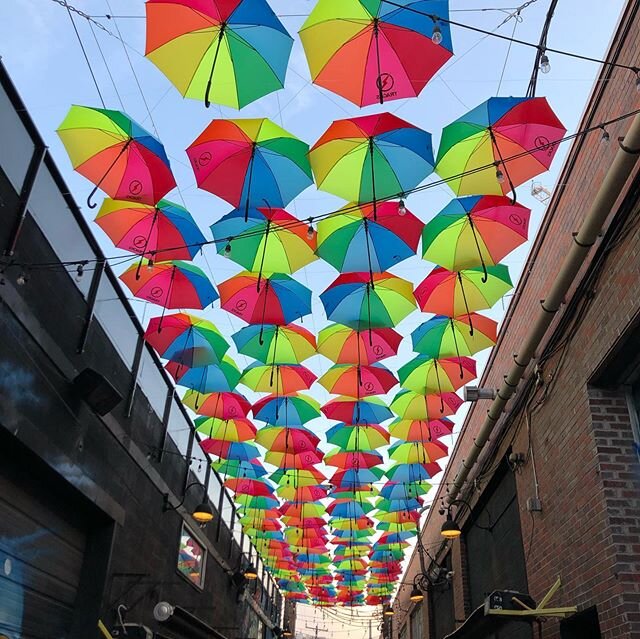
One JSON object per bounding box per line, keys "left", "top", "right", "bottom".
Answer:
{"left": 177, "top": 523, "right": 206, "bottom": 589}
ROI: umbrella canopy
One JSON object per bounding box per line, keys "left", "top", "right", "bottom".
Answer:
{"left": 233, "top": 324, "right": 316, "bottom": 365}
{"left": 435, "top": 96, "right": 566, "bottom": 196}
{"left": 241, "top": 363, "right": 317, "bottom": 394}
{"left": 212, "top": 458, "right": 267, "bottom": 478}
{"left": 187, "top": 118, "right": 313, "bottom": 214}
{"left": 324, "top": 448, "right": 383, "bottom": 469}
{"left": 299, "top": 0, "right": 453, "bottom": 107}
{"left": 318, "top": 363, "right": 398, "bottom": 397}
{"left": 397, "top": 355, "right": 477, "bottom": 394}
{"left": 388, "top": 440, "right": 448, "bottom": 464}
{"left": 326, "top": 423, "right": 390, "bottom": 451}
{"left": 145, "top": 313, "right": 228, "bottom": 366}
{"left": 96, "top": 198, "right": 205, "bottom": 262}
{"left": 166, "top": 356, "right": 241, "bottom": 393}
{"left": 422, "top": 195, "right": 531, "bottom": 273}
{"left": 390, "top": 389, "right": 463, "bottom": 419}
{"left": 57, "top": 105, "right": 176, "bottom": 208}
{"left": 385, "top": 462, "right": 441, "bottom": 482}
{"left": 225, "top": 478, "right": 274, "bottom": 497}
{"left": 271, "top": 468, "right": 326, "bottom": 487}
{"left": 255, "top": 426, "right": 320, "bottom": 454}
{"left": 277, "top": 485, "right": 330, "bottom": 502}
{"left": 379, "top": 482, "right": 431, "bottom": 500}
{"left": 321, "top": 272, "right": 416, "bottom": 330}
{"left": 388, "top": 417, "right": 454, "bottom": 442}
{"left": 120, "top": 261, "right": 218, "bottom": 310}
{"left": 331, "top": 467, "right": 384, "bottom": 489}
{"left": 253, "top": 394, "right": 321, "bottom": 426}
{"left": 145, "top": 0, "right": 293, "bottom": 109}
{"left": 211, "top": 206, "right": 317, "bottom": 275}
{"left": 201, "top": 439, "right": 260, "bottom": 461}
{"left": 195, "top": 416, "right": 257, "bottom": 442}
{"left": 411, "top": 314, "right": 497, "bottom": 359}
{"left": 182, "top": 390, "right": 250, "bottom": 418}
{"left": 219, "top": 272, "right": 312, "bottom": 325}
{"left": 309, "top": 113, "right": 434, "bottom": 207}
{"left": 317, "top": 201, "right": 423, "bottom": 273}
{"left": 322, "top": 396, "right": 394, "bottom": 425}
{"left": 265, "top": 449, "right": 324, "bottom": 469}
{"left": 318, "top": 324, "right": 402, "bottom": 365}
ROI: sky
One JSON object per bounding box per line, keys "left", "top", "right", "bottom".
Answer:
{"left": 0, "top": 0, "right": 627, "bottom": 632}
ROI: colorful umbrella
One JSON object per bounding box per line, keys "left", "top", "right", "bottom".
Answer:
{"left": 415, "top": 265, "right": 512, "bottom": 332}
{"left": 316, "top": 201, "right": 423, "bottom": 274}
{"left": 397, "top": 355, "right": 476, "bottom": 393}
{"left": 324, "top": 449, "right": 383, "bottom": 469}
{"left": 318, "top": 363, "right": 398, "bottom": 397}
{"left": 211, "top": 207, "right": 317, "bottom": 280}
{"left": 241, "top": 363, "right": 317, "bottom": 394}
{"left": 411, "top": 314, "right": 497, "bottom": 359}
{"left": 233, "top": 324, "right": 316, "bottom": 365}
{"left": 277, "top": 485, "right": 330, "bottom": 502}
{"left": 265, "top": 449, "right": 324, "bottom": 469}
{"left": 318, "top": 324, "right": 402, "bottom": 365}
{"left": 166, "top": 356, "right": 241, "bottom": 393}
{"left": 331, "top": 467, "right": 384, "bottom": 489}
{"left": 96, "top": 198, "right": 205, "bottom": 263}
{"left": 195, "top": 416, "right": 257, "bottom": 442}
{"left": 390, "top": 389, "right": 463, "bottom": 419}
{"left": 271, "top": 468, "right": 326, "bottom": 487}
{"left": 182, "top": 390, "right": 250, "bottom": 418}
{"left": 379, "top": 483, "right": 431, "bottom": 500}
{"left": 388, "top": 440, "right": 448, "bottom": 463}
{"left": 187, "top": 118, "right": 313, "bottom": 217}
{"left": 321, "top": 272, "right": 416, "bottom": 330}
{"left": 256, "top": 426, "right": 320, "bottom": 454}
{"left": 385, "top": 462, "right": 441, "bottom": 482}
{"left": 212, "top": 458, "right": 266, "bottom": 478}
{"left": 422, "top": 195, "right": 530, "bottom": 275}
{"left": 326, "top": 423, "right": 390, "bottom": 451}
{"left": 145, "top": 0, "right": 293, "bottom": 109}
{"left": 321, "top": 396, "right": 394, "bottom": 425}
{"left": 120, "top": 261, "right": 218, "bottom": 310}
{"left": 145, "top": 313, "right": 228, "bottom": 365}
{"left": 435, "top": 97, "right": 566, "bottom": 196}
{"left": 219, "top": 272, "right": 312, "bottom": 325}
{"left": 300, "top": 0, "right": 453, "bottom": 107}
{"left": 253, "top": 394, "right": 321, "bottom": 426}
{"left": 310, "top": 113, "right": 434, "bottom": 213}
{"left": 225, "top": 478, "right": 274, "bottom": 496}
{"left": 200, "top": 439, "right": 260, "bottom": 460}
{"left": 388, "top": 417, "right": 454, "bottom": 442}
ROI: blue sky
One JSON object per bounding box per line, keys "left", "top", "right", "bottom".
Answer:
{"left": 0, "top": 0, "right": 626, "bottom": 627}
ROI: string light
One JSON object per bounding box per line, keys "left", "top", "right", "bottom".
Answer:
{"left": 600, "top": 126, "right": 610, "bottom": 143}
{"left": 431, "top": 20, "right": 443, "bottom": 45}
{"left": 16, "top": 272, "right": 28, "bottom": 286}
{"left": 307, "top": 218, "right": 315, "bottom": 240}
{"left": 495, "top": 165, "right": 506, "bottom": 184}
{"left": 224, "top": 240, "right": 232, "bottom": 255}
{"left": 75, "top": 263, "right": 85, "bottom": 281}
{"left": 539, "top": 52, "right": 551, "bottom": 74}
{"left": 146, "top": 258, "right": 154, "bottom": 270}
{"left": 397, "top": 199, "right": 407, "bottom": 216}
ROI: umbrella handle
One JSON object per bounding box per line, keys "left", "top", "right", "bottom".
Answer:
{"left": 204, "top": 24, "right": 226, "bottom": 108}
{"left": 86, "top": 186, "right": 99, "bottom": 209}
{"left": 243, "top": 143, "right": 258, "bottom": 222}
{"left": 86, "top": 138, "right": 132, "bottom": 210}
{"left": 457, "top": 272, "right": 474, "bottom": 337}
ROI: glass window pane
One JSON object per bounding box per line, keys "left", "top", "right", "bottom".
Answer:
{"left": 166, "top": 402, "right": 191, "bottom": 457}
{"left": 0, "top": 85, "right": 34, "bottom": 191}
{"left": 138, "top": 349, "right": 170, "bottom": 417}
{"left": 177, "top": 523, "right": 206, "bottom": 589}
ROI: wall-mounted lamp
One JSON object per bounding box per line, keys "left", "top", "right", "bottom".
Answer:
{"left": 464, "top": 386, "right": 498, "bottom": 402}
{"left": 409, "top": 583, "right": 424, "bottom": 603}
{"left": 440, "top": 513, "right": 462, "bottom": 539}
{"left": 383, "top": 605, "right": 395, "bottom": 616}
{"left": 162, "top": 481, "right": 213, "bottom": 526}
{"left": 244, "top": 565, "right": 258, "bottom": 581}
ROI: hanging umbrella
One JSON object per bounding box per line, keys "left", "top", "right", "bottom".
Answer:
{"left": 316, "top": 201, "right": 423, "bottom": 274}
{"left": 422, "top": 195, "right": 531, "bottom": 276}
{"left": 331, "top": 467, "right": 383, "bottom": 488}
{"left": 324, "top": 448, "right": 383, "bottom": 469}
{"left": 145, "top": 0, "right": 293, "bottom": 109}
{"left": 187, "top": 118, "right": 313, "bottom": 218}
{"left": 256, "top": 426, "right": 320, "bottom": 454}
{"left": 195, "top": 416, "right": 257, "bottom": 442}
{"left": 219, "top": 272, "right": 312, "bottom": 326}
{"left": 57, "top": 105, "right": 176, "bottom": 208}
{"left": 388, "top": 440, "right": 448, "bottom": 463}
{"left": 414, "top": 265, "right": 512, "bottom": 333}
{"left": 398, "top": 355, "right": 476, "bottom": 393}
{"left": 318, "top": 363, "right": 397, "bottom": 397}
{"left": 233, "top": 324, "right": 316, "bottom": 365}
{"left": 241, "top": 363, "right": 317, "bottom": 394}
{"left": 379, "top": 483, "right": 431, "bottom": 500}
{"left": 390, "top": 389, "right": 463, "bottom": 419}
{"left": 277, "top": 485, "right": 330, "bottom": 502}
{"left": 327, "top": 501, "right": 374, "bottom": 518}
{"left": 120, "top": 261, "right": 218, "bottom": 314}
{"left": 145, "top": 313, "right": 228, "bottom": 365}
{"left": 200, "top": 439, "right": 260, "bottom": 460}
{"left": 435, "top": 96, "right": 566, "bottom": 196}
{"left": 235, "top": 494, "right": 280, "bottom": 510}
{"left": 182, "top": 390, "right": 251, "bottom": 418}
{"left": 212, "top": 458, "right": 266, "bottom": 478}
{"left": 322, "top": 396, "right": 393, "bottom": 426}
{"left": 310, "top": 113, "right": 434, "bottom": 216}
{"left": 388, "top": 417, "right": 454, "bottom": 442}
{"left": 96, "top": 198, "right": 206, "bottom": 263}
{"left": 271, "top": 468, "right": 327, "bottom": 487}
{"left": 411, "top": 314, "right": 497, "bottom": 360}
{"left": 225, "top": 478, "right": 274, "bottom": 496}
{"left": 211, "top": 207, "right": 317, "bottom": 282}
{"left": 326, "top": 423, "right": 390, "bottom": 451}
{"left": 253, "top": 394, "right": 321, "bottom": 426}
{"left": 321, "top": 272, "right": 416, "bottom": 330}
{"left": 166, "top": 355, "right": 241, "bottom": 393}
{"left": 384, "top": 462, "right": 441, "bottom": 483}
{"left": 265, "top": 449, "right": 324, "bottom": 469}
{"left": 318, "top": 324, "right": 402, "bottom": 366}
{"left": 299, "top": 0, "right": 452, "bottom": 107}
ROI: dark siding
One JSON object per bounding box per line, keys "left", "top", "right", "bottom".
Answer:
{"left": 430, "top": 554, "right": 455, "bottom": 639}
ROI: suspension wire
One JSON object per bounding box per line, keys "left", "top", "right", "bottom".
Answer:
{"left": 87, "top": 19, "right": 125, "bottom": 110}
{"left": 527, "top": 0, "right": 559, "bottom": 97}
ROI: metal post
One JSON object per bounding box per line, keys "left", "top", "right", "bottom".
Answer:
{"left": 4, "top": 144, "right": 46, "bottom": 257}
{"left": 215, "top": 487, "right": 225, "bottom": 542}
{"left": 156, "top": 388, "right": 174, "bottom": 462}
{"left": 183, "top": 428, "right": 195, "bottom": 493}
{"left": 125, "top": 335, "right": 145, "bottom": 418}
{"left": 77, "top": 260, "right": 105, "bottom": 354}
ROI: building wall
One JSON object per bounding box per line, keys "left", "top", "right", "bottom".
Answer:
{"left": 394, "top": 2, "right": 640, "bottom": 638}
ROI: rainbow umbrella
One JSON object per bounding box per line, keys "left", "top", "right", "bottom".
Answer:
{"left": 201, "top": 439, "right": 259, "bottom": 460}
{"left": 326, "top": 424, "right": 390, "bottom": 451}
{"left": 256, "top": 426, "right": 320, "bottom": 454}
{"left": 226, "top": 478, "right": 274, "bottom": 496}
{"left": 299, "top": 0, "right": 452, "bottom": 107}
{"left": 195, "top": 416, "right": 257, "bottom": 442}
{"left": 411, "top": 314, "right": 497, "bottom": 360}
{"left": 265, "top": 450, "right": 324, "bottom": 469}
{"left": 271, "top": 468, "right": 326, "bottom": 487}
{"left": 211, "top": 207, "right": 317, "bottom": 280}
{"left": 120, "top": 261, "right": 218, "bottom": 311}
{"left": 388, "top": 417, "right": 454, "bottom": 442}
{"left": 379, "top": 482, "right": 431, "bottom": 500}
{"left": 317, "top": 201, "right": 423, "bottom": 274}
{"left": 166, "top": 355, "right": 241, "bottom": 393}
{"left": 57, "top": 105, "right": 176, "bottom": 208}
{"left": 385, "top": 462, "right": 441, "bottom": 483}
{"left": 327, "top": 501, "right": 374, "bottom": 518}
{"left": 145, "top": 0, "right": 292, "bottom": 109}
{"left": 422, "top": 195, "right": 531, "bottom": 276}
{"left": 310, "top": 113, "right": 434, "bottom": 214}
{"left": 182, "top": 390, "right": 250, "bottom": 418}
{"left": 322, "top": 396, "right": 393, "bottom": 425}
{"left": 96, "top": 198, "right": 205, "bottom": 263}
{"left": 397, "top": 355, "right": 476, "bottom": 393}
{"left": 212, "top": 458, "right": 266, "bottom": 478}
{"left": 320, "top": 272, "right": 416, "bottom": 330}
{"left": 388, "top": 440, "right": 448, "bottom": 464}
{"left": 145, "top": 313, "right": 228, "bottom": 366}
{"left": 415, "top": 265, "right": 512, "bottom": 332}
{"left": 331, "top": 467, "right": 384, "bottom": 488}
{"left": 219, "top": 272, "right": 312, "bottom": 326}
{"left": 241, "top": 363, "right": 317, "bottom": 394}
{"left": 277, "top": 485, "right": 330, "bottom": 502}
{"left": 390, "top": 389, "right": 463, "bottom": 419}
{"left": 236, "top": 494, "right": 280, "bottom": 510}
{"left": 318, "top": 325, "right": 402, "bottom": 366}
{"left": 435, "top": 96, "right": 566, "bottom": 196}
{"left": 324, "top": 448, "right": 383, "bottom": 469}
{"left": 187, "top": 119, "right": 313, "bottom": 218}
{"left": 318, "top": 363, "right": 398, "bottom": 397}
{"left": 253, "top": 394, "right": 321, "bottom": 426}
{"left": 233, "top": 324, "right": 316, "bottom": 365}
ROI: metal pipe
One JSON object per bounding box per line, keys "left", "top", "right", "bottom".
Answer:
{"left": 447, "top": 113, "right": 640, "bottom": 504}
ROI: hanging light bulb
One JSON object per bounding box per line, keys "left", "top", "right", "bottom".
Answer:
{"left": 431, "top": 21, "right": 443, "bottom": 45}
{"left": 495, "top": 165, "right": 506, "bottom": 184}
{"left": 224, "top": 241, "right": 232, "bottom": 255}
{"left": 75, "top": 263, "right": 85, "bottom": 282}
{"left": 307, "top": 218, "right": 315, "bottom": 240}
{"left": 16, "top": 272, "right": 27, "bottom": 286}
{"left": 398, "top": 199, "right": 407, "bottom": 216}
{"left": 146, "top": 258, "right": 154, "bottom": 271}
{"left": 539, "top": 53, "right": 551, "bottom": 74}
{"left": 600, "top": 126, "right": 610, "bottom": 143}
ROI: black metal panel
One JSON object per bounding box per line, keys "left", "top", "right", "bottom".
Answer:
{"left": 430, "top": 553, "right": 455, "bottom": 639}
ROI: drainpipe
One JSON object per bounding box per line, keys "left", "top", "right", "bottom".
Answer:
{"left": 447, "top": 113, "right": 640, "bottom": 504}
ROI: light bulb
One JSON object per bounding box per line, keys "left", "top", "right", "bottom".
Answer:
{"left": 224, "top": 242, "right": 232, "bottom": 255}
{"left": 16, "top": 272, "right": 27, "bottom": 286}
{"left": 398, "top": 199, "right": 407, "bottom": 216}
{"left": 307, "top": 219, "right": 315, "bottom": 240}
{"left": 146, "top": 259, "right": 154, "bottom": 271}
{"left": 496, "top": 167, "right": 505, "bottom": 184}
{"left": 601, "top": 127, "right": 610, "bottom": 143}
{"left": 75, "top": 264, "right": 84, "bottom": 282}
{"left": 539, "top": 53, "right": 551, "bottom": 74}
{"left": 432, "top": 23, "right": 443, "bottom": 45}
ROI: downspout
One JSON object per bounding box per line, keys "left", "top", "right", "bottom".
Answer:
{"left": 447, "top": 113, "right": 640, "bottom": 504}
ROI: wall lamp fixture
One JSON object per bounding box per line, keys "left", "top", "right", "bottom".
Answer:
{"left": 439, "top": 498, "right": 473, "bottom": 539}
{"left": 464, "top": 386, "right": 498, "bottom": 402}
{"left": 162, "top": 481, "right": 213, "bottom": 526}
